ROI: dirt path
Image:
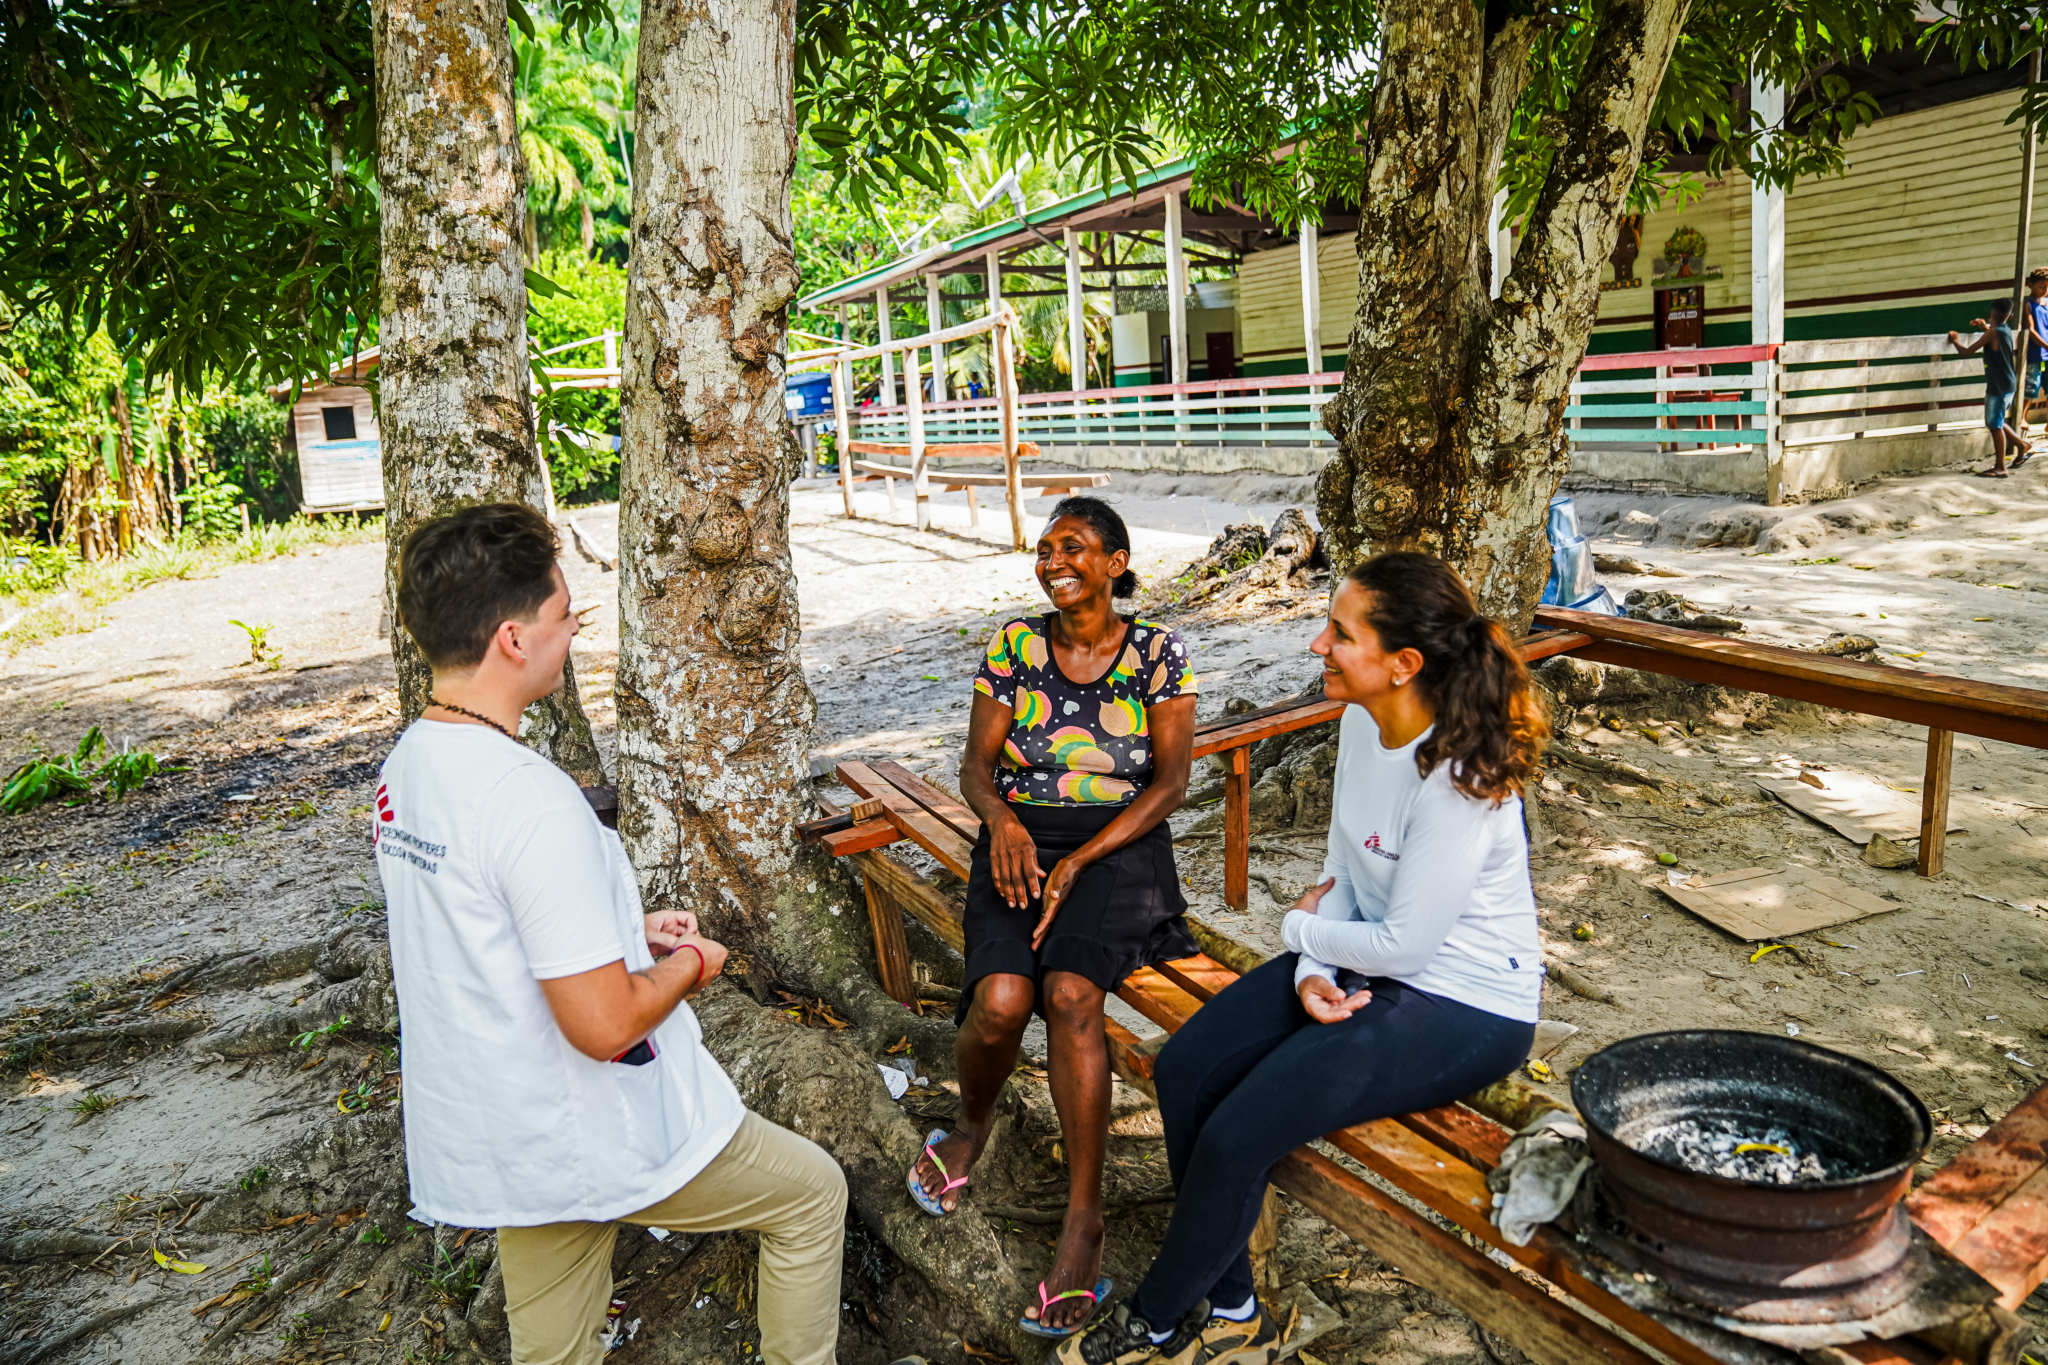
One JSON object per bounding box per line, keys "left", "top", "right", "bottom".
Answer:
{"left": 2, "top": 463, "right": 2044, "bottom": 1364}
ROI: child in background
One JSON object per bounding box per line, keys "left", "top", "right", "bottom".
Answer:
{"left": 1949, "top": 299, "right": 2024, "bottom": 477}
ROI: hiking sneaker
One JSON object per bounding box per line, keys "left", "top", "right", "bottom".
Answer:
{"left": 1153, "top": 1303, "right": 1282, "bottom": 1365}
{"left": 1045, "top": 1300, "right": 1208, "bottom": 1365}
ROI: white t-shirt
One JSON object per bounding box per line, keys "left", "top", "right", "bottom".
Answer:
{"left": 376, "top": 720, "right": 745, "bottom": 1228}
{"left": 1280, "top": 705, "right": 1543, "bottom": 1022}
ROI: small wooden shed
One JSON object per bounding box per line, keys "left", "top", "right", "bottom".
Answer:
{"left": 272, "top": 350, "right": 384, "bottom": 514}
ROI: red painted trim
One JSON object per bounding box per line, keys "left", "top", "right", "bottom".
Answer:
{"left": 1577, "top": 344, "right": 1777, "bottom": 372}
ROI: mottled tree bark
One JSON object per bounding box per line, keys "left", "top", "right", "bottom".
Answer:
{"left": 616, "top": 0, "right": 844, "bottom": 978}
{"left": 1317, "top": 0, "right": 1688, "bottom": 629}
{"left": 373, "top": 0, "right": 604, "bottom": 784}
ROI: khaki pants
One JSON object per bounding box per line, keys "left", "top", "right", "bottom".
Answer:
{"left": 498, "top": 1111, "right": 847, "bottom": 1365}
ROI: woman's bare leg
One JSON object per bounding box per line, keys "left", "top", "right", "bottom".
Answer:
{"left": 1030, "top": 969, "right": 1110, "bottom": 1331}
{"left": 914, "top": 973, "right": 1032, "bottom": 1212}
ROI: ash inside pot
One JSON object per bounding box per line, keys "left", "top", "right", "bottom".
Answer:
{"left": 1635, "top": 1116, "right": 1830, "bottom": 1184}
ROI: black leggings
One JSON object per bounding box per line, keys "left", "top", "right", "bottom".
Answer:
{"left": 1125, "top": 954, "right": 1533, "bottom": 1326}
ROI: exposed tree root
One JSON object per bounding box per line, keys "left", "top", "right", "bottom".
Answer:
{"left": 2, "top": 1297, "right": 160, "bottom": 1365}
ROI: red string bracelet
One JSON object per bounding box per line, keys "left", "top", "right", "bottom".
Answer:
{"left": 674, "top": 942, "right": 706, "bottom": 985}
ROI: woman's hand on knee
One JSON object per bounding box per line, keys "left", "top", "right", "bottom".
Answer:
{"left": 990, "top": 811, "right": 1043, "bottom": 910}
{"left": 1030, "top": 855, "right": 1084, "bottom": 949}
{"left": 1299, "top": 974, "right": 1371, "bottom": 1024}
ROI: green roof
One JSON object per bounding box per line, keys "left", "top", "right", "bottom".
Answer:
{"left": 796, "top": 154, "right": 1198, "bottom": 310}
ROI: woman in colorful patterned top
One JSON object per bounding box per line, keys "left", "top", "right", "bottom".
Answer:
{"left": 907, "top": 496, "right": 1199, "bottom": 1338}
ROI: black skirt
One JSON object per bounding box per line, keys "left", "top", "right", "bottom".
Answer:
{"left": 957, "top": 800, "right": 1195, "bottom": 1024}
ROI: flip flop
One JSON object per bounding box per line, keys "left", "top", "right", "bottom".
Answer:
{"left": 1018, "top": 1276, "right": 1113, "bottom": 1338}
{"left": 1976, "top": 469, "right": 2009, "bottom": 479}
{"left": 906, "top": 1129, "right": 970, "bottom": 1217}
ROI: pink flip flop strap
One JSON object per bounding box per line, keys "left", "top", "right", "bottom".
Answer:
{"left": 924, "top": 1141, "right": 970, "bottom": 1195}
{"left": 1038, "top": 1282, "right": 1100, "bottom": 1310}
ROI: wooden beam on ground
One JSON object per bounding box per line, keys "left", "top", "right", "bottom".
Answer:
{"left": 1919, "top": 727, "right": 1954, "bottom": 877}
{"left": 820, "top": 821, "right": 904, "bottom": 857}
{"left": 1269, "top": 1148, "right": 1663, "bottom": 1365}
{"left": 835, "top": 761, "right": 974, "bottom": 880}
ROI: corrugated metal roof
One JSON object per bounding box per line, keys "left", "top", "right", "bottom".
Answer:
{"left": 796, "top": 155, "right": 1199, "bottom": 310}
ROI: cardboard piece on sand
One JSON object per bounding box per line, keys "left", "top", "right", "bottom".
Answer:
{"left": 1754, "top": 771, "right": 1962, "bottom": 846}
{"left": 1645, "top": 865, "right": 1899, "bottom": 941}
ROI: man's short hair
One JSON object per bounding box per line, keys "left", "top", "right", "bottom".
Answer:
{"left": 2030, "top": 267, "right": 2048, "bottom": 285}
{"left": 397, "top": 504, "right": 561, "bottom": 670}
{"left": 1990, "top": 297, "right": 2013, "bottom": 319}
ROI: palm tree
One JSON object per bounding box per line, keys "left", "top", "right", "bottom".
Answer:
{"left": 513, "top": 23, "right": 631, "bottom": 256}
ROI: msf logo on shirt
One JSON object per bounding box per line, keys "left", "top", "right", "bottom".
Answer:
{"left": 372, "top": 783, "right": 395, "bottom": 847}
{"left": 1361, "top": 832, "right": 1399, "bottom": 861}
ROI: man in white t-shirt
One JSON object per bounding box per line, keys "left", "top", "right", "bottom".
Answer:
{"left": 378, "top": 503, "right": 845, "bottom": 1365}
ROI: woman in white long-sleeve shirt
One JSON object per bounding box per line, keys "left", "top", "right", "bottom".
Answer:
{"left": 1053, "top": 552, "right": 1547, "bottom": 1365}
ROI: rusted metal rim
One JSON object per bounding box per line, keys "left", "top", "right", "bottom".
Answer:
{"left": 1572, "top": 1030, "right": 1931, "bottom": 1192}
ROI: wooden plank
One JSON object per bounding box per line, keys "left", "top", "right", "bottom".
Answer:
{"left": 1395, "top": 1103, "right": 1515, "bottom": 1172}
{"left": 1781, "top": 381, "right": 1982, "bottom": 415}
{"left": 1191, "top": 697, "right": 1345, "bottom": 759}
{"left": 1946, "top": 1163, "right": 2048, "bottom": 1310}
{"left": 1532, "top": 607, "right": 2048, "bottom": 750}
{"left": 1224, "top": 746, "right": 1251, "bottom": 912}
{"left": 1578, "top": 343, "right": 1777, "bottom": 371}
{"left": 870, "top": 761, "right": 981, "bottom": 842}
{"left": 836, "top": 761, "right": 975, "bottom": 880}
{"left": 1522, "top": 630, "right": 1594, "bottom": 664}
{"left": 1781, "top": 358, "right": 1982, "bottom": 392}
{"left": 850, "top": 460, "right": 1103, "bottom": 490}
{"left": 1563, "top": 402, "right": 1768, "bottom": 418}
{"left": 1152, "top": 954, "right": 1238, "bottom": 1003}
{"left": 1268, "top": 1148, "right": 1664, "bottom": 1365}
{"left": 1113, "top": 966, "right": 1204, "bottom": 1033}
{"left": 847, "top": 440, "right": 1043, "bottom": 460}
{"left": 1919, "top": 728, "right": 1954, "bottom": 877}
{"left": 862, "top": 875, "right": 916, "bottom": 1003}
{"left": 844, "top": 848, "right": 964, "bottom": 952}
{"left": 1907, "top": 1084, "right": 2048, "bottom": 1247}
{"left": 820, "top": 820, "right": 904, "bottom": 857}
{"left": 1566, "top": 428, "right": 1771, "bottom": 445}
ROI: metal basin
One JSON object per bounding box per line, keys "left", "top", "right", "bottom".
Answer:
{"left": 1573, "top": 1030, "right": 1930, "bottom": 1311}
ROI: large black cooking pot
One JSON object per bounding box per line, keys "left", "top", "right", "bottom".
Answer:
{"left": 1572, "top": 1030, "right": 1931, "bottom": 1301}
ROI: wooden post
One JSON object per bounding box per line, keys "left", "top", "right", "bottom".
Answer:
{"left": 1165, "top": 192, "right": 1189, "bottom": 438}
{"left": 1225, "top": 746, "right": 1250, "bottom": 911}
{"left": 1751, "top": 79, "right": 1787, "bottom": 504}
{"left": 862, "top": 874, "right": 916, "bottom": 1004}
{"left": 995, "top": 311, "right": 1026, "bottom": 552}
{"left": 831, "top": 361, "right": 855, "bottom": 518}
{"left": 1300, "top": 209, "right": 1321, "bottom": 388}
{"left": 1919, "top": 727, "right": 1954, "bottom": 877}
{"left": 925, "top": 272, "right": 949, "bottom": 406}
{"left": 876, "top": 286, "right": 896, "bottom": 408}
{"left": 2012, "top": 49, "right": 2041, "bottom": 359}
{"left": 1064, "top": 225, "right": 1087, "bottom": 400}
{"left": 907, "top": 340, "right": 929, "bottom": 531}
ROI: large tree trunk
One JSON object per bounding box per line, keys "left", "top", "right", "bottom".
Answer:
{"left": 372, "top": 0, "right": 604, "bottom": 785}
{"left": 1317, "top": 0, "right": 1688, "bottom": 629}
{"left": 620, "top": 0, "right": 919, "bottom": 1026}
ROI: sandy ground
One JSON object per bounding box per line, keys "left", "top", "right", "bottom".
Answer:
{"left": 3, "top": 459, "right": 2046, "bottom": 1362}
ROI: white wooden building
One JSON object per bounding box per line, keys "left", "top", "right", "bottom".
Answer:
{"left": 271, "top": 350, "right": 384, "bottom": 514}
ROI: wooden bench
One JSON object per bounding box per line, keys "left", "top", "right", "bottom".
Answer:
{"left": 1532, "top": 607, "right": 2048, "bottom": 877}
{"left": 844, "top": 441, "right": 1110, "bottom": 531}
{"left": 800, "top": 758, "right": 2043, "bottom": 1364}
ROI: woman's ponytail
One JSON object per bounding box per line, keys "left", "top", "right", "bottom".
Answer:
{"left": 1345, "top": 553, "right": 1549, "bottom": 804}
